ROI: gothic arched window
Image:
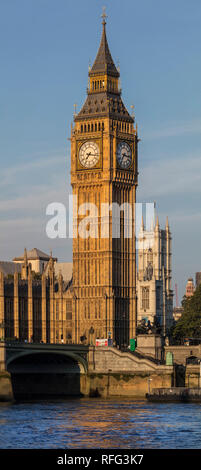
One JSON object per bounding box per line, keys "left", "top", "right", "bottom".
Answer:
{"left": 141, "top": 287, "right": 149, "bottom": 310}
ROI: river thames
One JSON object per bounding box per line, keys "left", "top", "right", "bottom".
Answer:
{"left": 0, "top": 398, "right": 201, "bottom": 449}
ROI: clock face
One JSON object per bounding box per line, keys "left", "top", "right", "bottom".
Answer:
{"left": 79, "top": 141, "right": 100, "bottom": 168}
{"left": 117, "top": 142, "right": 132, "bottom": 169}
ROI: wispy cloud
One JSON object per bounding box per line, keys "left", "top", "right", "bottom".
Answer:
{"left": 143, "top": 118, "right": 201, "bottom": 140}
{"left": 0, "top": 153, "right": 69, "bottom": 188}
{"left": 138, "top": 153, "right": 201, "bottom": 199}
{"left": 0, "top": 150, "right": 72, "bottom": 260}
{"left": 0, "top": 185, "right": 71, "bottom": 213}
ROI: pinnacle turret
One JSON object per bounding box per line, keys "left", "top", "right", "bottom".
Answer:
{"left": 155, "top": 216, "right": 160, "bottom": 231}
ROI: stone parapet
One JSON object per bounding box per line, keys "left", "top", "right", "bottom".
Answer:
{"left": 165, "top": 345, "right": 201, "bottom": 365}
{"left": 88, "top": 346, "right": 172, "bottom": 374}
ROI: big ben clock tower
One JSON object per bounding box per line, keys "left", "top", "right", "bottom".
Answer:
{"left": 71, "top": 11, "right": 138, "bottom": 347}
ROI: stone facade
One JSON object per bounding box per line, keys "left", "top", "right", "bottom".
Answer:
{"left": 81, "top": 371, "right": 173, "bottom": 398}
{"left": 85, "top": 346, "right": 173, "bottom": 397}
{"left": 71, "top": 18, "right": 138, "bottom": 347}
{"left": 185, "top": 365, "right": 201, "bottom": 388}
{"left": 0, "top": 256, "right": 73, "bottom": 344}
{"left": 165, "top": 345, "right": 201, "bottom": 365}
{"left": 136, "top": 334, "right": 163, "bottom": 361}
{"left": 137, "top": 216, "right": 173, "bottom": 334}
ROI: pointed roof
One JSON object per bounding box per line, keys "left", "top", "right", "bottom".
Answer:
{"left": 90, "top": 20, "right": 119, "bottom": 77}
{"left": 166, "top": 216, "right": 170, "bottom": 231}
{"left": 75, "top": 12, "right": 133, "bottom": 124}
{"left": 13, "top": 248, "right": 57, "bottom": 262}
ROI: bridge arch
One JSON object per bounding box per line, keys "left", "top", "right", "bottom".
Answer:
{"left": 7, "top": 350, "right": 88, "bottom": 399}
{"left": 6, "top": 350, "right": 87, "bottom": 374}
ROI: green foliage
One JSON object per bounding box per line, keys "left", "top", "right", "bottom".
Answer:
{"left": 172, "top": 285, "right": 201, "bottom": 342}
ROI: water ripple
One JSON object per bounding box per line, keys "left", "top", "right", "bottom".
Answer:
{"left": 0, "top": 399, "right": 201, "bottom": 449}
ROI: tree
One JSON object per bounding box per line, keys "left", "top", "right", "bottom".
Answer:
{"left": 172, "top": 284, "right": 201, "bottom": 343}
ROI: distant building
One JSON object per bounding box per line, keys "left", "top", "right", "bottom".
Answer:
{"left": 185, "top": 278, "right": 195, "bottom": 298}
{"left": 196, "top": 272, "right": 201, "bottom": 288}
{"left": 173, "top": 306, "right": 184, "bottom": 322}
{"left": 137, "top": 216, "right": 173, "bottom": 334}
{"left": 13, "top": 248, "right": 57, "bottom": 275}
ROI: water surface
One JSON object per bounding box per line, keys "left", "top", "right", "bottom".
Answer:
{"left": 0, "top": 398, "right": 200, "bottom": 449}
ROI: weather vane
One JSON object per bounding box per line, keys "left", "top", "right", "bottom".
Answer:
{"left": 101, "top": 6, "right": 107, "bottom": 24}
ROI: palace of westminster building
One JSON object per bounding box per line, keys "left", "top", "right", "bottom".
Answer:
{"left": 0, "top": 15, "right": 173, "bottom": 346}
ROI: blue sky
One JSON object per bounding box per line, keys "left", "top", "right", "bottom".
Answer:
{"left": 1, "top": 0, "right": 201, "bottom": 303}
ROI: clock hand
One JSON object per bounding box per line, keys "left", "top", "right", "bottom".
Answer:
{"left": 85, "top": 152, "right": 91, "bottom": 161}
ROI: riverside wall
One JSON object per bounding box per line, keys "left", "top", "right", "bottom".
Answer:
{"left": 83, "top": 347, "right": 173, "bottom": 398}
{"left": 165, "top": 345, "right": 201, "bottom": 365}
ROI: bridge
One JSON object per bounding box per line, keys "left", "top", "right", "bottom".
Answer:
{"left": 0, "top": 340, "right": 174, "bottom": 400}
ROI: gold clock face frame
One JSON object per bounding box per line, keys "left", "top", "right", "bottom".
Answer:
{"left": 117, "top": 141, "right": 132, "bottom": 169}
{"left": 78, "top": 141, "right": 100, "bottom": 168}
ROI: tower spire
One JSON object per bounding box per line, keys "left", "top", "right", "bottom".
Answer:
{"left": 90, "top": 9, "right": 119, "bottom": 77}
{"left": 74, "top": 9, "right": 134, "bottom": 123}
{"left": 101, "top": 6, "right": 107, "bottom": 26}
{"left": 166, "top": 216, "right": 170, "bottom": 232}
